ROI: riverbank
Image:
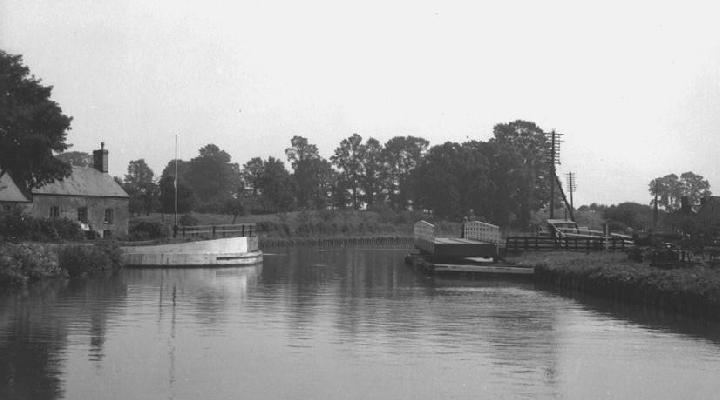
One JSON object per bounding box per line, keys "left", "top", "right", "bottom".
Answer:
{"left": 0, "top": 241, "right": 122, "bottom": 286}
{"left": 130, "top": 209, "right": 462, "bottom": 240}
{"left": 259, "top": 235, "right": 413, "bottom": 248}
{"left": 509, "top": 252, "right": 720, "bottom": 319}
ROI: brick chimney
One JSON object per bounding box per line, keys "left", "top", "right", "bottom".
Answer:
{"left": 93, "top": 142, "right": 108, "bottom": 173}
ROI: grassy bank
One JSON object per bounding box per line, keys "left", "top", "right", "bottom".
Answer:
{"left": 131, "top": 209, "right": 462, "bottom": 240}
{"left": 0, "top": 242, "right": 123, "bottom": 286}
{"left": 510, "top": 252, "right": 720, "bottom": 319}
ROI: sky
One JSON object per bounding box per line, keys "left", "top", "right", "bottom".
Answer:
{"left": 2, "top": 0, "right": 720, "bottom": 206}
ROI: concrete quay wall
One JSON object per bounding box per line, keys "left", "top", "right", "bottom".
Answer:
{"left": 121, "top": 237, "right": 262, "bottom": 266}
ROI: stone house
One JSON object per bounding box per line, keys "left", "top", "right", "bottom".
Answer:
{"left": 0, "top": 143, "right": 129, "bottom": 238}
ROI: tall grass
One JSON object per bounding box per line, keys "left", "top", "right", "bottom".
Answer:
{"left": 512, "top": 251, "right": 720, "bottom": 317}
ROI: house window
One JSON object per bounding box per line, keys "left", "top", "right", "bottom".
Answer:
{"left": 103, "top": 230, "right": 112, "bottom": 238}
{"left": 77, "top": 207, "right": 88, "bottom": 223}
{"left": 50, "top": 206, "right": 60, "bottom": 218}
{"left": 104, "top": 209, "right": 114, "bottom": 224}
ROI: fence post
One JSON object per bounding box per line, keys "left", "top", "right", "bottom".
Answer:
{"left": 242, "top": 225, "right": 245, "bottom": 237}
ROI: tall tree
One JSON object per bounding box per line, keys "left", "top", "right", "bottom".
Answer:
{"left": 360, "top": 137, "right": 384, "bottom": 207}
{"left": 331, "top": 133, "right": 364, "bottom": 209}
{"left": 0, "top": 51, "right": 73, "bottom": 190}
{"left": 679, "top": 171, "right": 712, "bottom": 204}
{"left": 56, "top": 151, "right": 93, "bottom": 167}
{"left": 285, "top": 136, "right": 333, "bottom": 209}
{"left": 482, "top": 141, "right": 523, "bottom": 226}
{"left": 285, "top": 135, "right": 320, "bottom": 170}
{"left": 256, "top": 157, "right": 295, "bottom": 212}
{"left": 381, "top": 135, "right": 429, "bottom": 209}
{"left": 489, "top": 120, "right": 551, "bottom": 228}
{"left": 159, "top": 159, "right": 194, "bottom": 215}
{"left": 242, "top": 157, "right": 266, "bottom": 196}
{"left": 649, "top": 171, "right": 711, "bottom": 211}
{"left": 603, "top": 202, "right": 655, "bottom": 231}
{"left": 159, "top": 175, "right": 195, "bottom": 215}
{"left": 411, "top": 142, "right": 491, "bottom": 219}
{"left": 185, "top": 144, "right": 242, "bottom": 209}
{"left": 123, "top": 159, "right": 158, "bottom": 215}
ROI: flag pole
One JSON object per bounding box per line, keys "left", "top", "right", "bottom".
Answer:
{"left": 174, "top": 134, "right": 178, "bottom": 229}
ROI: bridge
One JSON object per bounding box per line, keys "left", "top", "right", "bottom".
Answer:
{"left": 413, "top": 220, "right": 502, "bottom": 260}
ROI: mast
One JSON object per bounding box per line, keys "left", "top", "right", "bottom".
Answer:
{"left": 174, "top": 134, "right": 178, "bottom": 228}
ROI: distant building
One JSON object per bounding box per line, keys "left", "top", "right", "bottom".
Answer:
{"left": 0, "top": 143, "right": 129, "bottom": 238}
{"left": 694, "top": 196, "right": 720, "bottom": 232}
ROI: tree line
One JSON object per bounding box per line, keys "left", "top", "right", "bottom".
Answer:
{"left": 4, "top": 49, "right": 714, "bottom": 232}
{"left": 99, "top": 120, "right": 557, "bottom": 228}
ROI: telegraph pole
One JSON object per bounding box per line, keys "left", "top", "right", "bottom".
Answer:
{"left": 653, "top": 180, "right": 659, "bottom": 229}
{"left": 566, "top": 172, "right": 576, "bottom": 211}
{"left": 548, "top": 130, "right": 562, "bottom": 219}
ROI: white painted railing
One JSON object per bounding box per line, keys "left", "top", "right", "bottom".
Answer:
{"left": 463, "top": 221, "right": 501, "bottom": 245}
{"left": 414, "top": 220, "right": 436, "bottom": 243}
{"left": 413, "top": 220, "right": 436, "bottom": 253}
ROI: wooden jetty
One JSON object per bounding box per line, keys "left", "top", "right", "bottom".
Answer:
{"left": 406, "top": 220, "right": 533, "bottom": 276}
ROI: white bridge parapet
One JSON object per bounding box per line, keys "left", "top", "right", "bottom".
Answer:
{"left": 463, "top": 221, "right": 501, "bottom": 245}
{"left": 413, "top": 220, "right": 437, "bottom": 253}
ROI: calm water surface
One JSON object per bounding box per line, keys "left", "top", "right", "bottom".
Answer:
{"left": 1, "top": 246, "right": 720, "bottom": 399}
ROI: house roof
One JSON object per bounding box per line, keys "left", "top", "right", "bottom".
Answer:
{"left": 0, "top": 173, "right": 31, "bottom": 202}
{"left": 32, "top": 167, "right": 129, "bottom": 198}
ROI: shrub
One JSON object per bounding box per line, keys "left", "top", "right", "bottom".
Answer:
{"left": 179, "top": 214, "right": 198, "bottom": 226}
{"left": 0, "top": 208, "right": 83, "bottom": 242}
{"left": 58, "top": 242, "right": 123, "bottom": 277}
{"left": 0, "top": 243, "right": 62, "bottom": 285}
{"left": 129, "top": 221, "right": 167, "bottom": 241}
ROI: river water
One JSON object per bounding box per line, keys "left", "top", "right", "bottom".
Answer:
{"left": 1, "top": 246, "right": 719, "bottom": 399}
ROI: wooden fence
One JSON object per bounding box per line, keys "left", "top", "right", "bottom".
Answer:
{"left": 506, "top": 235, "right": 631, "bottom": 252}
{"left": 463, "top": 221, "right": 501, "bottom": 245}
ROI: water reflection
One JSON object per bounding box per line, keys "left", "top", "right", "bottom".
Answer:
{"left": 0, "top": 248, "right": 719, "bottom": 399}
{"left": 541, "top": 284, "right": 720, "bottom": 347}
{"left": 0, "top": 273, "right": 129, "bottom": 400}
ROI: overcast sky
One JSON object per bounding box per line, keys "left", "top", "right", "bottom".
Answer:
{"left": 2, "top": 0, "right": 719, "bottom": 206}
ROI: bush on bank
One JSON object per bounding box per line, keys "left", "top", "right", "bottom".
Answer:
{"left": 0, "top": 207, "right": 83, "bottom": 242}
{"left": 58, "top": 242, "right": 123, "bottom": 278}
{"left": 512, "top": 252, "right": 720, "bottom": 317}
{"left": 129, "top": 221, "right": 168, "bottom": 241}
{"left": 0, "top": 241, "right": 123, "bottom": 285}
{"left": 0, "top": 243, "right": 63, "bottom": 285}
